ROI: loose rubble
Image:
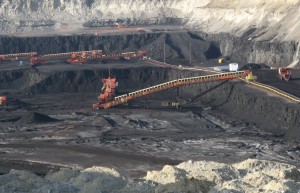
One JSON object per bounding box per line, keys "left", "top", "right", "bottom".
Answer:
{"left": 1, "top": 159, "right": 300, "bottom": 193}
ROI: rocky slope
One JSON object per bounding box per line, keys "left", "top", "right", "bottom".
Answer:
{"left": 1, "top": 159, "right": 299, "bottom": 193}
{"left": 0, "top": 0, "right": 300, "bottom": 41}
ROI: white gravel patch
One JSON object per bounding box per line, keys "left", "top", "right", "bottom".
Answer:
{"left": 1, "top": 159, "right": 300, "bottom": 192}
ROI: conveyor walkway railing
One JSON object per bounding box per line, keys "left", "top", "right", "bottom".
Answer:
{"left": 93, "top": 71, "right": 249, "bottom": 109}
{"left": 144, "top": 58, "right": 221, "bottom": 73}
{"left": 239, "top": 78, "right": 300, "bottom": 103}
{"left": 0, "top": 52, "right": 37, "bottom": 60}
{"left": 146, "top": 58, "right": 300, "bottom": 104}
{"left": 144, "top": 58, "right": 178, "bottom": 69}
{"left": 67, "top": 50, "right": 148, "bottom": 63}
{"left": 40, "top": 50, "right": 103, "bottom": 59}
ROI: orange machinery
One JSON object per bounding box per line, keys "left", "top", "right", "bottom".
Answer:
{"left": 67, "top": 50, "right": 148, "bottom": 64}
{"left": 117, "top": 23, "right": 124, "bottom": 29}
{"left": 278, "top": 67, "right": 292, "bottom": 81}
{"left": 31, "top": 50, "right": 103, "bottom": 65}
{"left": 66, "top": 50, "right": 106, "bottom": 63}
{"left": 30, "top": 53, "right": 46, "bottom": 65}
{"left": 1, "top": 50, "right": 147, "bottom": 65}
{"left": 93, "top": 70, "right": 250, "bottom": 109}
{"left": 66, "top": 52, "right": 90, "bottom": 64}
{"left": 97, "top": 77, "right": 118, "bottom": 104}
{"left": 120, "top": 50, "right": 148, "bottom": 60}
{"left": 0, "top": 96, "right": 7, "bottom": 105}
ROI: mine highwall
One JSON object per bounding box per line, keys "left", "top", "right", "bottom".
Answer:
{"left": 0, "top": 32, "right": 299, "bottom": 67}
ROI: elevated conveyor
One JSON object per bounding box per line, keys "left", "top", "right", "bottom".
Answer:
{"left": 146, "top": 58, "right": 300, "bottom": 104}
{"left": 1, "top": 50, "right": 147, "bottom": 65}
{"left": 40, "top": 50, "right": 103, "bottom": 59}
{"left": 0, "top": 52, "right": 37, "bottom": 61}
{"left": 93, "top": 70, "right": 249, "bottom": 109}
{"left": 239, "top": 78, "right": 300, "bottom": 103}
{"left": 144, "top": 58, "right": 220, "bottom": 73}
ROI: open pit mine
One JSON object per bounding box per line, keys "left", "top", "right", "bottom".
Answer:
{"left": 1, "top": 0, "right": 300, "bottom": 192}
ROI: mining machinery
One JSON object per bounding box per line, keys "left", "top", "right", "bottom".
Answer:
{"left": 0, "top": 50, "right": 147, "bottom": 66}
{"left": 93, "top": 70, "right": 250, "bottom": 109}
{"left": 67, "top": 50, "right": 148, "bottom": 63}
{"left": 278, "top": 67, "right": 292, "bottom": 81}
{"left": 283, "top": 57, "right": 300, "bottom": 81}
{"left": 116, "top": 22, "right": 125, "bottom": 29}
{"left": 0, "top": 96, "right": 7, "bottom": 106}
{"left": 0, "top": 50, "right": 148, "bottom": 65}
{"left": 30, "top": 50, "right": 103, "bottom": 65}
{"left": 218, "top": 58, "right": 224, "bottom": 64}
{"left": 98, "top": 77, "right": 118, "bottom": 104}
{"left": 0, "top": 52, "right": 37, "bottom": 61}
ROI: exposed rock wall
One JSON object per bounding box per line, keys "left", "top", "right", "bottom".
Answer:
{"left": 194, "top": 32, "right": 299, "bottom": 66}
{"left": 0, "top": 32, "right": 299, "bottom": 66}
{"left": 1, "top": 0, "right": 300, "bottom": 41}
{"left": 0, "top": 33, "right": 162, "bottom": 55}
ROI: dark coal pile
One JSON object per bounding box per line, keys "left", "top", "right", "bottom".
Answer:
{"left": 6, "top": 99, "right": 32, "bottom": 111}
{"left": 240, "top": 63, "right": 270, "bottom": 70}
{"left": 254, "top": 69, "right": 300, "bottom": 98}
{"left": 15, "top": 112, "right": 58, "bottom": 125}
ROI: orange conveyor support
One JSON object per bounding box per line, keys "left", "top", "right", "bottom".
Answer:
{"left": 93, "top": 70, "right": 250, "bottom": 109}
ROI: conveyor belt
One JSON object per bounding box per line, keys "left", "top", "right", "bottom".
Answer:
{"left": 146, "top": 59, "right": 300, "bottom": 104}
{"left": 93, "top": 71, "right": 249, "bottom": 109}
{"left": 239, "top": 78, "right": 300, "bottom": 103}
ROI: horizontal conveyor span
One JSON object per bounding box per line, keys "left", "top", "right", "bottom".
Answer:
{"left": 0, "top": 52, "right": 37, "bottom": 60}
{"left": 239, "top": 78, "right": 300, "bottom": 103}
{"left": 93, "top": 70, "right": 249, "bottom": 109}
{"left": 40, "top": 50, "right": 103, "bottom": 59}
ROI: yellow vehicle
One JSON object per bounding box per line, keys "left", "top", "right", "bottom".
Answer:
{"left": 218, "top": 58, "right": 224, "bottom": 64}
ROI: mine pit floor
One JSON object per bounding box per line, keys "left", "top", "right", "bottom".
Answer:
{"left": 0, "top": 61, "right": 300, "bottom": 177}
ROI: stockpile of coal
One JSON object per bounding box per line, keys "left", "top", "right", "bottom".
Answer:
{"left": 15, "top": 112, "right": 58, "bottom": 125}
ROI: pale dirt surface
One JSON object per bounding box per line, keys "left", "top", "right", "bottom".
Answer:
{"left": 145, "top": 159, "right": 300, "bottom": 192}
{"left": 0, "top": 159, "right": 299, "bottom": 193}
{"left": 1, "top": 0, "right": 300, "bottom": 41}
